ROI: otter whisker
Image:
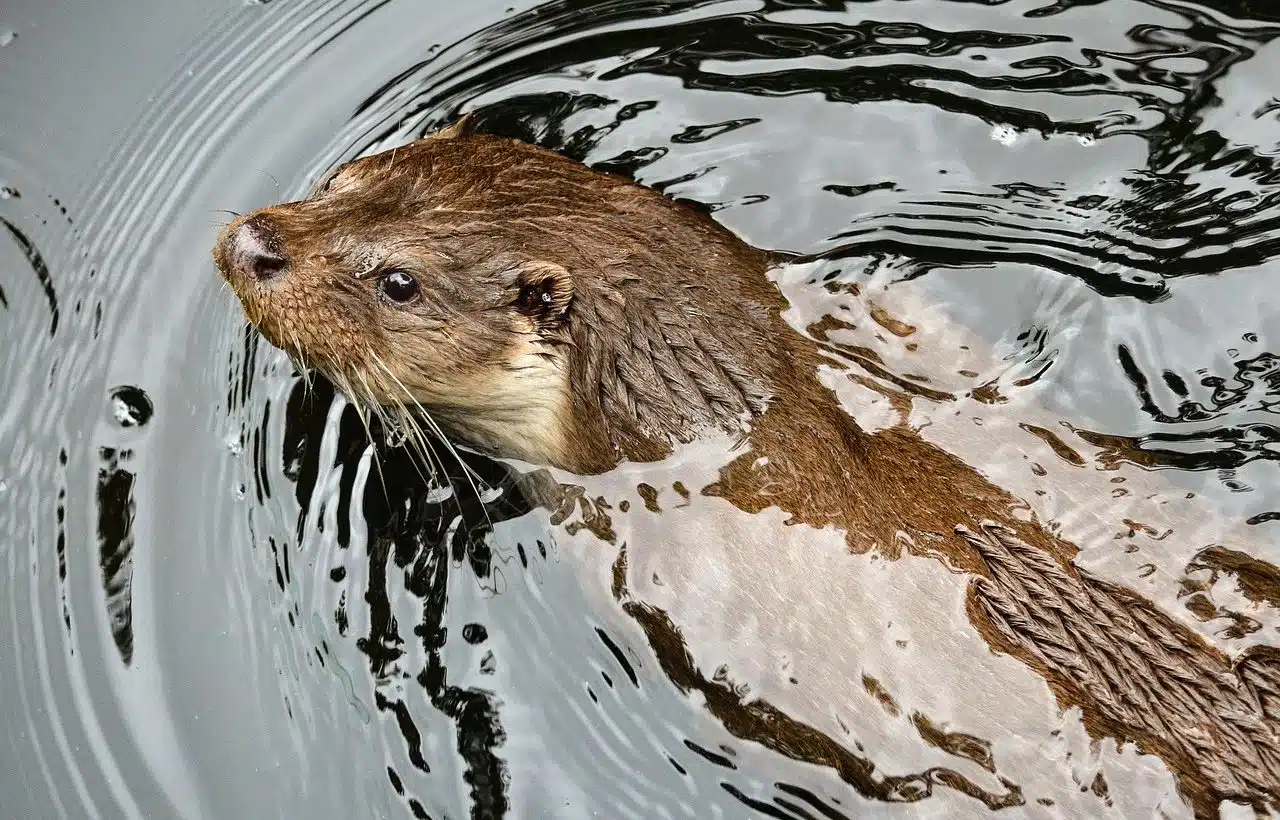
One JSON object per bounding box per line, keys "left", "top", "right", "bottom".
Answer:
{"left": 378, "top": 400, "right": 467, "bottom": 524}
{"left": 259, "top": 170, "right": 282, "bottom": 201}
{"left": 368, "top": 363, "right": 461, "bottom": 490}
{"left": 412, "top": 409, "right": 493, "bottom": 534}
{"left": 371, "top": 355, "right": 492, "bottom": 532}
{"left": 409, "top": 408, "right": 493, "bottom": 533}
{"left": 386, "top": 402, "right": 450, "bottom": 497}
{"left": 330, "top": 369, "right": 394, "bottom": 498}
{"left": 356, "top": 367, "right": 444, "bottom": 493}
{"left": 319, "top": 364, "right": 394, "bottom": 499}
{"left": 396, "top": 406, "right": 443, "bottom": 478}
{"left": 285, "top": 329, "right": 313, "bottom": 393}
{"left": 355, "top": 365, "right": 442, "bottom": 478}
{"left": 369, "top": 355, "right": 474, "bottom": 479}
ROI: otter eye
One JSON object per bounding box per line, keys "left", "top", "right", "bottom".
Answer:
{"left": 378, "top": 270, "right": 421, "bottom": 305}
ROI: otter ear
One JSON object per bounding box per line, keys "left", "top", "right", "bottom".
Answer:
{"left": 434, "top": 112, "right": 478, "bottom": 140}
{"left": 514, "top": 261, "right": 573, "bottom": 329}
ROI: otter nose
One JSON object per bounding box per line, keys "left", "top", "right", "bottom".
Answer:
{"left": 225, "top": 214, "right": 289, "bottom": 282}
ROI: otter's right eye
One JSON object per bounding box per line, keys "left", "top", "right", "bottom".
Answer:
{"left": 378, "top": 270, "right": 421, "bottom": 305}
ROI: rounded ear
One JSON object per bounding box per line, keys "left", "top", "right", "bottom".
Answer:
{"left": 514, "top": 261, "right": 573, "bottom": 329}
{"left": 434, "top": 112, "right": 478, "bottom": 140}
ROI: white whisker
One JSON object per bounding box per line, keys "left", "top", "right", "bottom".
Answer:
{"left": 370, "top": 355, "right": 493, "bottom": 532}
{"left": 357, "top": 368, "right": 440, "bottom": 492}
{"left": 389, "top": 402, "right": 448, "bottom": 493}
{"left": 287, "top": 329, "right": 314, "bottom": 393}
{"left": 335, "top": 370, "right": 391, "bottom": 498}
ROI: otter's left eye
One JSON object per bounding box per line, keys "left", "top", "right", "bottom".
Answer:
{"left": 378, "top": 270, "right": 421, "bottom": 304}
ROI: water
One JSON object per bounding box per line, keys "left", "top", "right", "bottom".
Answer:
{"left": 2, "top": 0, "right": 1279, "bottom": 817}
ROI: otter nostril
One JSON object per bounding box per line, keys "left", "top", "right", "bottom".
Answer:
{"left": 231, "top": 214, "right": 289, "bottom": 282}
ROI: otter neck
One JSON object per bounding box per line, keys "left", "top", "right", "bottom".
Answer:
{"left": 552, "top": 280, "right": 821, "bottom": 474}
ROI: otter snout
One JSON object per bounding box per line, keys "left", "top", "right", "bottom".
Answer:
{"left": 216, "top": 213, "right": 289, "bottom": 284}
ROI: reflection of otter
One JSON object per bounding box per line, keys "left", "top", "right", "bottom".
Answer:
{"left": 214, "top": 117, "right": 1280, "bottom": 817}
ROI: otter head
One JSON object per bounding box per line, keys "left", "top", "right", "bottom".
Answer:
{"left": 214, "top": 120, "right": 782, "bottom": 474}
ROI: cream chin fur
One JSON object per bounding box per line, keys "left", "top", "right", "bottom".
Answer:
{"left": 431, "top": 339, "right": 572, "bottom": 467}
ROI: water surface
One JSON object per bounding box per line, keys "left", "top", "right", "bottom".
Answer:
{"left": 2, "top": 0, "right": 1279, "bottom": 817}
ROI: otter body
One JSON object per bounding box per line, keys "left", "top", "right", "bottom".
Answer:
{"left": 215, "top": 119, "right": 1280, "bottom": 817}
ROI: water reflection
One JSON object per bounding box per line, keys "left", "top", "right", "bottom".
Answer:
{"left": 266, "top": 374, "right": 1039, "bottom": 818}
{"left": 3, "top": 0, "right": 1280, "bottom": 817}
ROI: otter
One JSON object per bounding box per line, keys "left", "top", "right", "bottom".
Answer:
{"left": 214, "top": 117, "right": 1280, "bottom": 817}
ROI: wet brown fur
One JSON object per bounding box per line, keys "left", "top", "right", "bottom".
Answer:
{"left": 214, "top": 118, "right": 1279, "bottom": 817}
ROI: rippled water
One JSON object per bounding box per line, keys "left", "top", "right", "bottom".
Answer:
{"left": 3, "top": 0, "right": 1280, "bottom": 817}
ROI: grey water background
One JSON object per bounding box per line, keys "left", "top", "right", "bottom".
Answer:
{"left": 2, "top": 0, "right": 1280, "bottom": 818}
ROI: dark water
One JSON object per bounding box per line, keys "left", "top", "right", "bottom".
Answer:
{"left": 3, "top": 0, "right": 1280, "bottom": 817}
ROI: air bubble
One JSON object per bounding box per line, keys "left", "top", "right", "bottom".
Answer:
{"left": 0, "top": 31, "right": 16, "bottom": 48}
{"left": 108, "top": 386, "right": 154, "bottom": 428}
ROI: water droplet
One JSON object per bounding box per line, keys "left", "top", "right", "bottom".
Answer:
{"left": 224, "top": 431, "right": 244, "bottom": 456}
{"left": 990, "top": 124, "right": 1018, "bottom": 146}
{"left": 0, "top": 31, "right": 16, "bottom": 48}
{"left": 1077, "top": 134, "right": 1096, "bottom": 147}
{"left": 424, "top": 485, "right": 454, "bottom": 504}
{"left": 234, "top": 483, "right": 246, "bottom": 500}
{"left": 382, "top": 423, "right": 407, "bottom": 448}
{"left": 108, "top": 386, "right": 154, "bottom": 428}
{"left": 0, "top": 478, "right": 9, "bottom": 493}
